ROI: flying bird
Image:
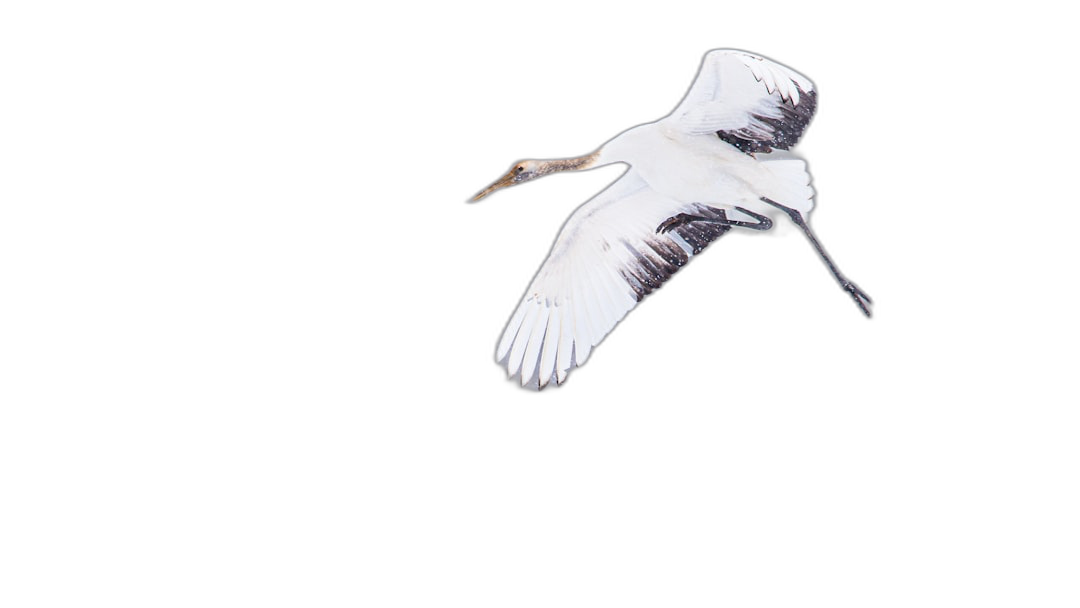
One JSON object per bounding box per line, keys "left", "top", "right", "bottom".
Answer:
{"left": 472, "top": 49, "right": 871, "bottom": 389}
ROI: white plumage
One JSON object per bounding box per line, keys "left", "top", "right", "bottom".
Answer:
{"left": 673, "top": 51, "right": 813, "bottom": 135}
{"left": 473, "top": 49, "right": 871, "bottom": 389}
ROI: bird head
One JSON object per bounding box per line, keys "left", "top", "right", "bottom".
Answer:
{"left": 471, "top": 160, "right": 543, "bottom": 201}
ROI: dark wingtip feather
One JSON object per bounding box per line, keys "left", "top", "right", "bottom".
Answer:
{"left": 717, "top": 87, "right": 817, "bottom": 155}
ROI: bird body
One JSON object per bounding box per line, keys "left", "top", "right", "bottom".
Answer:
{"left": 600, "top": 123, "right": 813, "bottom": 216}
{"left": 472, "top": 49, "right": 870, "bottom": 389}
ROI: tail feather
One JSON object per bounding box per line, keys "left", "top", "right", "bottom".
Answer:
{"left": 760, "top": 159, "right": 814, "bottom": 213}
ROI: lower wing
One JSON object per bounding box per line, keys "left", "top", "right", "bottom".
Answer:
{"left": 497, "top": 171, "right": 737, "bottom": 389}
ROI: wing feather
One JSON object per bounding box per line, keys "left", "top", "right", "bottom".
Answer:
{"left": 555, "top": 304, "right": 575, "bottom": 385}
{"left": 519, "top": 305, "right": 550, "bottom": 386}
{"left": 538, "top": 307, "right": 561, "bottom": 389}
{"left": 506, "top": 301, "right": 540, "bottom": 378}
{"left": 496, "top": 301, "right": 530, "bottom": 362}
{"left": 569, "top": 257, "right": 594, "bottom": 366}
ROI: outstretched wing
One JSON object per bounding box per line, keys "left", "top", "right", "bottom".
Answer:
{"left": 667, "top": 49, "right": 817, "bottom": 154}
{"left": 496, "top": 171, "right": 735, "bottom": 389}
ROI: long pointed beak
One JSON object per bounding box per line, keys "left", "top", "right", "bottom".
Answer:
{"left": 471, "top": 170, "right": 516, "bottom": 202}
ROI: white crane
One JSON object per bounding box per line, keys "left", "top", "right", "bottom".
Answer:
{"left": 472, "top": 49, "right": 871, "bottom": 389}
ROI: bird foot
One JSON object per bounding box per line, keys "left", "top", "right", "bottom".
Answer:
{"left": 842, "top": 280, "right": 873, "bottom": 317}
{"left": 656, "top": 214, "right": 698, "bottom": 235}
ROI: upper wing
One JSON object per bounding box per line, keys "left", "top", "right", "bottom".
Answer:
{"left": 496, "top": 171, "right": 734, "bottom": 389}
{"left": 666, "top": 49, "right": 817, "bottom": 154}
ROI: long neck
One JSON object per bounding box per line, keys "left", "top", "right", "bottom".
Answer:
{"left": 538, "top": 151, "right": 601, "bottom": 176}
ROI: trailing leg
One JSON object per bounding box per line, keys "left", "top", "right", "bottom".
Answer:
{"left": 760, "top": 197, "right": 873, "bottom": 317}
